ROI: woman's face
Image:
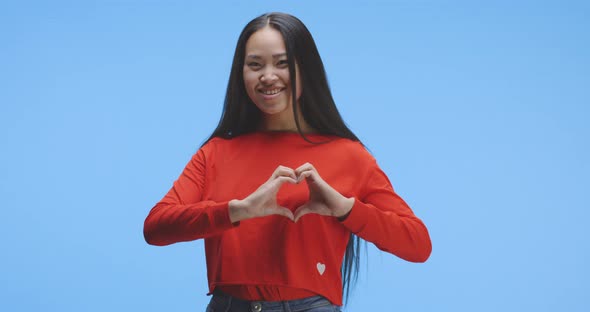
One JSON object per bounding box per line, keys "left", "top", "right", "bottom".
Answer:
{"left": 243, "top": 26, "right": 302, "bottom": 126}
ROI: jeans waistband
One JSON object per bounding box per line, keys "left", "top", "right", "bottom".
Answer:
{"left": 207, "top": 289, "right": 335, "bottom": 312}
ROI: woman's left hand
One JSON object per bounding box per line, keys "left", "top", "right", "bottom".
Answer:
{"left": 293, "top": 162, "right": 355, "bottom": 222}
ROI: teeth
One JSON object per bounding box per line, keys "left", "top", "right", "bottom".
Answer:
{"left": 261, "top": 89, "right": 282, "bottom": 95}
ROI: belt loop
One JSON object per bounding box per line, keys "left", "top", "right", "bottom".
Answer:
{"left": 224, "top": 295, "right": 232, "bottom": 312}
{"left": 283, "top": 300, "right": 291, "bottom": 312}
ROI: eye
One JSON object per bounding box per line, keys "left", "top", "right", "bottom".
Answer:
{"left": 247, "top": 62, "right": 262, "bottom": 70}
{"left": 277, "top": 60, "right": 289, "bottom": 67}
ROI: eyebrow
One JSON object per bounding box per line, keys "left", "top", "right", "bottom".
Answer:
{"left": 246, "top": 53, "right": 287, "bottom": 59}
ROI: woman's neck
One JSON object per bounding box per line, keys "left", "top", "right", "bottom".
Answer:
{"left": 260, "top": 109, "right": 315, "bottom": 133}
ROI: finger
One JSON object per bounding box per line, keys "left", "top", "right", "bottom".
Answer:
{"left": 271, "top": 176, "right": 298, "bottom": 189}
{"left": 271, "top": 206, "right": 295, "bottom": 221}
{"left": 294, "top": 162, "right": 316, "bottom": 176}
{"left": 270, "top": 165, "right": 297, "bottom": 181}
{"left": 297, "top": 170, "right": 317, "bottom": 184}
{"left": 295, "top": 163, "right": 323, "bottom": 183}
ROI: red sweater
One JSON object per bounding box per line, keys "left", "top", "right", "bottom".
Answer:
{"left": 143, "top": 132, "right": 431, "bottom": 305}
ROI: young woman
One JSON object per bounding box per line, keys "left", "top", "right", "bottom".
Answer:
{"left": 144, "top": 12, "right": 431, "bottom": 312}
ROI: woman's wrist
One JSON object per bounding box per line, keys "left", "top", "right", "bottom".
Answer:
{"left": 335, "top": 196, "right": 355, "bottom": 221}
{"left": 228, "top": 199, "right": 248, "bottom": 223}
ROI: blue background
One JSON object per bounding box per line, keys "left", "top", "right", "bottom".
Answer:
{"left": 1, "top": 0, "right": 588, "bottom": 311}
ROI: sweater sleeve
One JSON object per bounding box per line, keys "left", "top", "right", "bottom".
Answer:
{"left": 340, "top": 162, "right": 432, "bottom": 262}
{"left": 143, "top": 146, "right": 236, "bottom": 246}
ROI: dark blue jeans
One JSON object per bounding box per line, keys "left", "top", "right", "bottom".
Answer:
{"left": 205, "top": 290, "right": 342, "bottom": 312}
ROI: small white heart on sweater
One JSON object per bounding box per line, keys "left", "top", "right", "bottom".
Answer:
{"left": 316, "top": 262, "right": 326, "bottom": 275}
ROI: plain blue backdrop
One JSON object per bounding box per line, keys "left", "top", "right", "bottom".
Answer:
{"left": 1, "top": 0, "right": 588, "bottom": 311}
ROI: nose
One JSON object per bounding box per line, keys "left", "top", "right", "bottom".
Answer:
{"left": 260, "top": 69, "right": 278, "bottom": 84}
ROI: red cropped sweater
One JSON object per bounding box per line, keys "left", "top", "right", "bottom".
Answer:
{"left": 143, "top": 132, "right": 431, "bottom": 305}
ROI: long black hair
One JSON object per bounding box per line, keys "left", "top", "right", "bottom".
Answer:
{"left": 205, "top": 12, "right": 363, "bottom": 303}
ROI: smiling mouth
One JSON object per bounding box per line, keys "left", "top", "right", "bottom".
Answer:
{"left": 258, "top": 88, "right": 285, "bottom": 95}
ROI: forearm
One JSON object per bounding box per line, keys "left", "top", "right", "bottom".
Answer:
{"left": 143, "top": 200, "right": 234, "bottom": 246}
{"left": 341, "top": 198, "right": 432, "bottom": 262}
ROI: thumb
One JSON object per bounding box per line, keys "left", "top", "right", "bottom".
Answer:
{"left": 293, "top": 204, "right": 312, "bottom": 223}
{"left": 270, "top": 205, "right": 295, "bottom": 221}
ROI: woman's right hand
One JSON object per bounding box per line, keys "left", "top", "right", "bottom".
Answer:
{"left": 228, "top": 165, "right": 298, "bottom": 223}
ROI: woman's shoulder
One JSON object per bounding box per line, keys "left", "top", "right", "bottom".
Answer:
{"left": 318, "top": 137, "right": 377, "bottom": 167}
{"left": 197, "top": 133, "right": 262, "bottom": 154}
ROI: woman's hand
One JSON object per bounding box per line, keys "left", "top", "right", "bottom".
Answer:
{"left": 293, "top": 163, "right": 355, "bottom": 222}
{"left": 228, "top": 163, "right": 354, "bottom": 223}
{"left": 229, "top": 165, "right": 298, "bottom": 223}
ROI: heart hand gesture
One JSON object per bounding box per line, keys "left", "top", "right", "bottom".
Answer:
{"left": 228, "top": 163, "right": 354, "bottom": 223}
